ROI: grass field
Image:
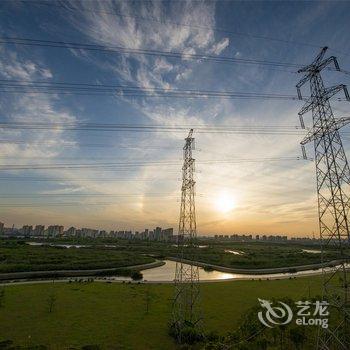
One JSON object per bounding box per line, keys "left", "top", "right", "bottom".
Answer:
{"left": 0, "top": 276, "right": 324, "bottom": 349}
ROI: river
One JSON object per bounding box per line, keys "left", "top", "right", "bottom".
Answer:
{"left": 97, "top": 260, "right": 343, "bottom": 283}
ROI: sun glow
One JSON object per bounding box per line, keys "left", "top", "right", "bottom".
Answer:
{"left": 215, "top": 193, "right": 236, "bottom": 213}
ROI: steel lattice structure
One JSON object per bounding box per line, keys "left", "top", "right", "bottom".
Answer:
{"left": 297, "top": 47, "right": 350, "bottom": 350}
{"left": 172, "top": 129, "right": 202, "bottom": 342}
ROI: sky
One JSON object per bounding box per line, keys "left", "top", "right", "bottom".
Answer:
{"left": 0, "top": 0, "right": 350, "bottom": 236}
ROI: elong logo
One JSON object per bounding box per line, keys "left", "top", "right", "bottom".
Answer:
{"left": 258, "top": 298, "right": 293, "bottom": 328}
{"left": 257, "top": 299, "right": 329, "bottom": 329}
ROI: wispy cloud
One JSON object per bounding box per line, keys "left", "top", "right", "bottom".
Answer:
{"left": 2, "top": 0, "right": 341, "bottom": 234}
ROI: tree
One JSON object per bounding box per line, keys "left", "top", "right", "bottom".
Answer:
{"left": 145, "top": 286, "right": 151, "bottom": 314}
{"left": 0, "top": 287, "right": 5, "bottom": 308}
{"left": 143, "top": 285, "right": 156, "bottom": 314}
{"left": 47, "top": 291, "right": 57, "bottom": 313}
{"left": 131, "top": 271, "right": 143, "bottom": 281}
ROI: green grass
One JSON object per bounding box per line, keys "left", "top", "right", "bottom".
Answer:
{"left": 0, "top": 276, "right": 323, "bottom": 349}
{"left": 0, "top": 241, "right": 153, "bottom": 272}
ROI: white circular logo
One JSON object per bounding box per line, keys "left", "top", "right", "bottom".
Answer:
{"left": 258, "top": 298, "right": 293, "bottom": 328}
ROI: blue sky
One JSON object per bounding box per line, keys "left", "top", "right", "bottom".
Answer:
{"left": 0, "top": 0, "right": 350, "bottom": 235}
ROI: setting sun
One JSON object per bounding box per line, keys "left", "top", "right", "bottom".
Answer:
{"left": 215, "top": 193, "right": 236, "bottom": 213}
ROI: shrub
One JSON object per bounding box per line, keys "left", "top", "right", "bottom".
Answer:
{"left": 131, "top": 271, "right": 143, "bottom": 280}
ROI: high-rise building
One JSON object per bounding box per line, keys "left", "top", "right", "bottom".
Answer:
{"left": 162, "top": 228, "right": 174, "bottom": 241}
{"left": 34, "top": 225, "right": 45, "bottom": 236}
{"left": 47, "top": 225, "right": 64, "bottom": 237}
{"left": 154, "top": 227, "right": 162, "bottom": 241}
{"left": 66, "top": 227, "right": 76, "bottom": 237}
{"left": 81, "top": 228, "right": 98, "bottom": 238}
{"left": 22, "top": 225, "right": 33, "bottom": 237}
{"left": 99, "top": 230, "right": 107, "bottom": 238}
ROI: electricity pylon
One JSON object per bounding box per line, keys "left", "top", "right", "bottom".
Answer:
{"left": 172, "top": 129, "right": 202, "bottom": 343}
{"left": 297, "top": 47, "right": 350, "bottom": 350}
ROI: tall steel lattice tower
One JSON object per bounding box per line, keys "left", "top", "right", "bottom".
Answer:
{"left": 172, "top": 129, "right": 202, "bottom": 343}
{"left": 297, "top": 47, "right": 350, "bottom": 350}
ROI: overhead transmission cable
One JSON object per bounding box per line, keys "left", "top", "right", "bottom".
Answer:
{"left": 0, "top": 157, "right": 304, "bottom": 171}
{"left": 0, "top": 121, "right": 306, "bottom": 135}
{"left": 0, "top": 79, "right": 303, "bottom": 100}
{"left": 0, "top": 37, "right": 303, "bottom": 70}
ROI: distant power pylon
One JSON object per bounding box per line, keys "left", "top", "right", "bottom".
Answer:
{"left": 297, "top": 47, "right": 350, "bottom": 350}
{"left": 172, "top": 129, "right": 202, "bottom": 342}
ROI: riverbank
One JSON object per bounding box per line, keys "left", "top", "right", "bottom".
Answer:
{"left": 1, "top": 258, "right": 344, "bottom": 286}
{"left": 166, "top": 256, "right": 345, "bottom": 274}
{"left": 0, "top": 260, "right": 164, "bottom": 281}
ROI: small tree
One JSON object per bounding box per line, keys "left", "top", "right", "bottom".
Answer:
{"left": 47, "top": 291, "right": 57, "bottom": 313}
{"left": 0, "top": 287, "right": 5, "bottom": 308}
{"left": 144, "top": 285, "right": 156, "bottom": 314}
{"left": 131, "top": 271, "right": 143, "bottom": 281}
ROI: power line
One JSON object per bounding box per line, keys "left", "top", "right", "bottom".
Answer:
{"left": 0, "top": 193, "right": 182, "bottom": 198}
{"left": 0, "top": 37, "right": 304, "bottom": 70}
{"left": 0, "top": 121, "right": 306, "bottom": 135}
{"left": 0, "top": 156, "right": 303, "bottom": 170}
{"left": 0, "top": 200, "right": 179, "bottom": 207}
{"left": 0, "top": 140, "right": 177, "bottom": 149}
{"left": 0, "top": 176, "right": 174, "bottom": 182}
{"left": 0, "top": 79, "right": 302, "bottom": 100}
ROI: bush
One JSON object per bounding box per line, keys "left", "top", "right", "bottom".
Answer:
{"left": 203, "top": 265, "right": 214, "bottom": 272}
{"left": 169, "top": 322, "right": 204, "bottom": 345}
{"left": 179, "top": 326, "right": 204, "bottom": 344}
{"left": 0, "top": 340, "right": 13, "bottom": 349}
{"left": 131, "top": 271, "right": 143, "bottom": 280}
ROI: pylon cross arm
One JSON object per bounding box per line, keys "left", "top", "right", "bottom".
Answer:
{"left": 317, "top": 56, "right": 340, "bottom": 72}
{"left": 298, "top": 84, "right": 347, "bottom": 116}
{"left": 296, "top": 73, "right": 311, "bottom": 90}
{"left": 301, "top": 117, "right": 350, "bottom": 145}
{"left": 324, "top": 84, "right": 347, "bottom": 100}
{"left": 298, "top": 98, "right": 314, "bottom": 116}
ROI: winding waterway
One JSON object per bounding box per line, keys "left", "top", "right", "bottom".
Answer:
{"left": 98, "top": 260, "right": 344, "bottom": 283}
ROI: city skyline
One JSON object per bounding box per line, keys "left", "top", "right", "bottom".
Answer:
{"left": 1, "top": 1, "right": 350, "bottom": 235}
{"left": 0, "top": 220, "right": 315, "bottom": 239}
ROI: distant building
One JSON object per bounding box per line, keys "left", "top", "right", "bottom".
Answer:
{"left": 0, "top": 221, "right": 176, "bottom": 242}
{"left": 81, "top": 228, "right": 99, "bottom": 238}
{"left": 34, "top": 225, "right": 45, "bottom": 236}
{"left": 22, "top": 225, "right": 33, "bottom": 237}
{"left": 66, "top": 227, "right": 76, "bottom": 237}
{"left": 154, "top": 227, "right": 162, "bottom": 241}
{"left": 99, "top": 230, "right": 107, "bottom": 238}
{"left": 47, "top": 225, "right": 64, "bottom": 237}
{"left": 161, "top": 228, "right": 174, "bottom": 241}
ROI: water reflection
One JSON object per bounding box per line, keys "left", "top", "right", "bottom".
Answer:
{"left": 224, "top": 249, "right": 244, "bottom": 255}
{"left": 302, "top": 249, "right": 321, "bottom": 254}
{"left": 100, "top": 260, "right": 341, "bottom": 283}
{"left": 142, "top": 260, "right": 235, "bottom": 281}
